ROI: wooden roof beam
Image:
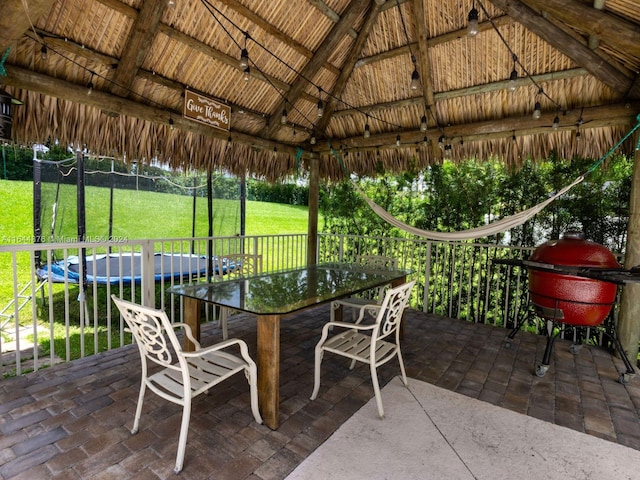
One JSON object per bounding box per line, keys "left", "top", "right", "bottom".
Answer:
{"left": 109, "top": 0, "right": 164, "bottom": 97}
{"left": 317, "top": 102, "right": 640, "bottom": 153}
{"left": 2, "top": 64, "right": 301, "bottom": 155}
{"left": 489, "top": 0, "right": 637, "bottom": 97}
{"left": 0, "top": 0, "right": 56, "bottom": 54}
{"left": 261, "top": 0, "right": 370, "bottom": 138}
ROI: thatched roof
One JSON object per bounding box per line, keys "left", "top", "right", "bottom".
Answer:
{"left": 1, "top": 0, "right": 639, "bottom": 181}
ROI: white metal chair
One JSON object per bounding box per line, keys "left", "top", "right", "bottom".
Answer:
{"left": 330, "top": 255, "right": 399, "bottom": 323}
{"left": 216, "top": 253, "right": 263, "bottom": 339}
{"left": 111, "top": 295, "right": 262, "bottom": 474}
{"left": 311, "top": 280, "right": 416, "bottom": 418}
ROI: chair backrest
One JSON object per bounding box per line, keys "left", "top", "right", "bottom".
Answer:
{"left": 218, "top": 253, "right": 263, "bottom": 278}
{"left": 112, "top": 295, "right": 183, "bottom": 371}
{"left": 374, "top": 280, "right": 415, "bottom": 341}
{"left": 356, "top": 254, "right": 398, "bottom": 270}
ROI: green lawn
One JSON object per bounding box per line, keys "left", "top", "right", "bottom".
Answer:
{"left": 1, "top": 179, "right": 312, "bottom": 309}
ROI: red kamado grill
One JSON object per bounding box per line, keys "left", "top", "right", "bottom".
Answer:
{"left": 497, "top": 231, "right": 636, "bottom": 384}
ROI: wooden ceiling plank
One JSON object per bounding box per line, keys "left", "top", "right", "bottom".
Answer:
{"left": 0, "top": 0, "right": 57, "bottom": 53}
{"left": 489, "top": 0, "right": 632, "bottom": 95}
{"left": 110, "top": 0, "right": 165, "bottom": 97}
{"left": 262, "top": 0, "right": 371, "bottom": 137}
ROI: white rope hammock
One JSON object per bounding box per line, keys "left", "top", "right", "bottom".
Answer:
{"left": 352, "top": 174, "right": 585, "bottom": 241}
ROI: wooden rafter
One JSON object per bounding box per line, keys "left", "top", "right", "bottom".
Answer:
{"left": 314, "top": 1, "right": 384, "bottom": 137}
{"left": 261, "top": 0, "right": 371, "bottom": 138}
{"left": 109, "top": 1, "right": 164, "bottom": 97}
{"left": 521, "top": 0, "right": 640, "bottom": 58}
{"left": 0, "top": 0, "right": 56, "bottom": 54}
{"left": 489, "top": 0, "right": 636, "bottom": 96}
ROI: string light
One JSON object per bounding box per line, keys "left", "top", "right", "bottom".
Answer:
{"left": 243, "top": 66, "right": 250, "bottom": 81}
{"left": 281, "top": 107, "right": 287, "bottom": 124}
{"left": 310, "top": 131, "right": 316, "bottom": 145}
{"left": 423, "top": 136, "right": 428, "bottom": 147}
{"left": 438, "top": 135, "right": 445, "bottom": 149}
{"left": 169, "top": 117, "right": 174, "bottom": 130}
{"left": 552, "top": 115, "right": 560, "bottom": 130}
{"left": 239, "top": 48, "right": 249, "bottom": 68}
{"left": 396, "top": 134, "right": 401, "bottom": 147}
{"left": 420, "top": 115, "right": 427, "bottom": 132}
{"left": 364, "top": 116, "right": 370, "bottom": 138}
{"left": 467, "top": 2, "right": 479, "bottom": 36}
{"left": 40, "top": 44, "right": 48, "bottom": 60}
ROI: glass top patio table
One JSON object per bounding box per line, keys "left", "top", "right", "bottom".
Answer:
{"left": 167, "top": 262, "right": 408, "bottom": 315}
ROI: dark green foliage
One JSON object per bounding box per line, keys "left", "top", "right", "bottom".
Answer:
{"left": 320, "top": 154, "right": 632, "bottom": 252}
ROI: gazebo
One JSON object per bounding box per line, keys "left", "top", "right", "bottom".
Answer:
{"left": 1, "top": 0, "right": 639, "bottom": 358}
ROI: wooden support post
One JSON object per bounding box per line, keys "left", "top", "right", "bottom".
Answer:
{"left": 307, "top": 156, "right": 319, "bottom": 266}
{"left": 618, "top": 133, "right": 640, "bottom": 365}
{"left": 257, "top": 314, "right": 280, "bottom": 429}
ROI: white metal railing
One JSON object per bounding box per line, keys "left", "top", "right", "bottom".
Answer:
{"left": 2, "top": 233, "right": 630, "bottom": 377}
{"left": 0, "top": 234, "right": 307, "bottom": 376}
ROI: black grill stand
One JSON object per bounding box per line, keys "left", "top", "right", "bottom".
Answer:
{"left": 506, "top": 298, "right": 636, "bottom": 384}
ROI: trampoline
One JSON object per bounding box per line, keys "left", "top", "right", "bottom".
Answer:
{"left": 35, "top": 252, "right": 220, "bottom": 285}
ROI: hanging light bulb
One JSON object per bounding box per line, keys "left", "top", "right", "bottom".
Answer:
{"left": 396, "top": 134, "right": 401, "bottom": 147}
{"left": 438, "top": 135, "right": 445, "bottom": 149}
{"left": 364, "top": 117, "right": 370, "bottom": 138}
{"left": 467, "top": 3, "right": 479, "bottom": 36}
{"left": 533, "top": 101, "right": 541, "bottom": 120}
{"left": 87, "top": 74, "right": 94, "bottom": 96}
{"left": 281, "top": 107, "right": 287, "bottom": 124}
{"left": 420, "top": 115, "right": 427, "bottom": 132}
{"left": 168, "top": 117, "right": 174, "bottom": 130}
{"left": 410, "top": 68, "right": 420, "bottom": 90}
{"left": 423, "top": 136, "right": 428, "bottom": 147}
{"left": 239, "top": 48, "right": 249, "bottom": 69}
{"left": 317, "top": 99, "right": 324, "bottom": 118}
{"left": 508, "top": 68, "right": 518, "bottom": 91}
{"left": 552, "top": 115, "right": 560, "bottom": 130}
{"left": 243, "top": 66, "right": 250, "bottom": 81}
{"left": 310, "top": 132, "right": 316, "bottom": 145}
{"left": 40, "top": 44, "right": 48, "bottom": 60}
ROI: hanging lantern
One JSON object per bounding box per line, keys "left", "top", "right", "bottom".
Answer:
{"left": 0, "top": 89, "right": 21, "bottom": 141}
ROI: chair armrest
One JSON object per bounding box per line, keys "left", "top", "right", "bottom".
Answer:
{"left": 171, "top": 322, "right": 201, "bottom": 350}
{"left": 354, "top": 304, "right": 381, "bottom": 324}
{"left": 182, "top": 338, "right": 255, "bottom": 366}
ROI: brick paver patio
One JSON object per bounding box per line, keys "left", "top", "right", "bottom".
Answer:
{"left": 1, "top": 305, "right": 639, "bottom": 479}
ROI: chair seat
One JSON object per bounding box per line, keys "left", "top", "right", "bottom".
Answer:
{"left": 322, "top": 329, "right": 398, "bottom": 365}
{"left": 147, "top": 351, "right": 249, "bottom": 402}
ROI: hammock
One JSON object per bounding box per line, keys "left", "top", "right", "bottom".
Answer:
{"left": 339, "top": 114, "right": 640, "bottom": 242}
{"left": 352, "top": 175, "right": 584, "bottom": 241}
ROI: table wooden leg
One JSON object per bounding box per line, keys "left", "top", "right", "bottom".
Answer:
{"left": 183, "top": 297, "right": 201, "bottom": 352}
{"left": 257, "top": 314, "right": 280, "bottom": 429}
{"left": 391, "top": 275, "right": 407, "bottom": 338}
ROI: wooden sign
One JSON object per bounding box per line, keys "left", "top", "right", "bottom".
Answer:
{"left": 183, "top": 90, "right": 231, "bottom": 131}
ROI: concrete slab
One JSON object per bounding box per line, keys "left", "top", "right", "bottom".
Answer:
{"left": 286, "top": 377, "right": 640, "bottom": 480}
